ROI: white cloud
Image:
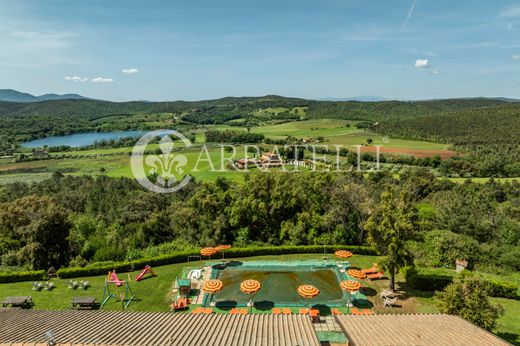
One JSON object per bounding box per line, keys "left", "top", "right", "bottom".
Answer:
{"left": 499, "top": 5, "right": 520, "bottom": 18}
{"left": 65, "top": 76, "right": 88, "bottom": 82}
{"left": 432, "top": 70, "right": 440, "bottom": 75}
{"left": 122, "top": 68, "right": 139, "bottom": 74}
{"left": 91, "top": 77, "right": 114, "bottom": 83}
{"left": 513, "top": 54, "right": 520, "bottom": 61}
{"left": 414, "top": 59, "right": 430, "bottom": 68}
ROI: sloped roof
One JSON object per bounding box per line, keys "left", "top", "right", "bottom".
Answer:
{"left": 335, "top": 314, "right": 510, "bottom": 346}
{"left": 0, "top": 309, "right": 320, "bottom": 346}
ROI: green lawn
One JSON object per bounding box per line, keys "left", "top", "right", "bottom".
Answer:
{"left": 0, "top": 253, "right": 378, "bottom": 312}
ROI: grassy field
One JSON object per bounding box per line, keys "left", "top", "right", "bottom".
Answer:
{"left": 0, "top": 253, "right": 517, "bottom": 344}
{"left": 251, "top": 119, "right": 359, "bottom": 138}
{"left": 0, "top": 118, "right": 464, "bottom": 185}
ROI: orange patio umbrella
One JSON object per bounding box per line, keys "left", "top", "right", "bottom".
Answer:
{"left": 240, "top": 279, "right": 261, "bottom": 312}
{"left": 335, "top": 250, "right": 353, "bottom": 271}
{"left": 347, "top": 269, "right": 367, "bottom": 280}
{"left": 297, "top": 284, "right": 320, "bottom": 307}
{"left": 200, "top": 247, "right": 218, "bottom": 259}
{"left": 216, "top": 244, "right": 232, "bottom": 259}
{"left": 203, "top": 279, "right": 224, "bottom": 307}
{"left": 340, "top": 280, "right": 361, "bottom": 308}
{"left": 203, "top": 279, "right": 224, "bottom": 294}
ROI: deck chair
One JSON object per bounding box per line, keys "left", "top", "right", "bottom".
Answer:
{"left": 361, "top": 263, "right": 379, "bottom": 274}
{"left": 366, "top": 271, "right": 385, "bottom": 280}
{"left": 230, "top": 308, "right": 239, "bottom": 315}
{"left": 44, "top": 282, "right": 55, "bottom": 291}
{"left": 383, "top": 297, "right": 398, "bottom": 308}
{"left": 203, "top": 308, "right": 213, "bottom": 314}
{"left": 299, "top": 308, "right": 309, "bottom": 315}
{"left": 68, "top": 280, "right": 79, "bottom": 289}
{"left": 191, "top": 307, "right": 205, "bottom": 314}
{"left": 239, "top": 308, "right": 248, "bottom": 315}
{"left": 380, "top": 289, "right": 393, "bottom": 299}
{"left": 79, "top": 280, "right": 90, "bottom": 290}
{"left": 331, "top": 308, "right": 342, "bottom": 315}
{"left": 32, "top": 282, "right": 43, "bottom": 291}
{"left": 362, "top": 309, "right": 374, "bottom": 315}
{"left": 282, "top": 308, "right": 292, "bottom": 315}
{"left": 272, "top": 308, "right": 282, "bottom": 315}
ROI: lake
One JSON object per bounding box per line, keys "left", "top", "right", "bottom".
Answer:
{"left": 22, "top": 131, "right": 146, "bottom": 148}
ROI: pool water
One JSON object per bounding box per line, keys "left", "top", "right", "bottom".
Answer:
{"left": 209, "top": 262, "right": 349, "bottom": 307}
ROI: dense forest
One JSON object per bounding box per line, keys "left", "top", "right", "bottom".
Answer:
{"left": 0, "top": 171, "right": 518, "bottom": 273}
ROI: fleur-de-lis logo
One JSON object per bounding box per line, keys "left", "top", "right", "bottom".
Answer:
{"left": 131, "top": 130, "right": 192, "bottom": 193}
{"left": 145, "top": 136, "right": 188, "bottom": 187}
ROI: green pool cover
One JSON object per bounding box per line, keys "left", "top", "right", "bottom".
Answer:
{"left": 205, "top": 260, "right": 367, "bottom": 307}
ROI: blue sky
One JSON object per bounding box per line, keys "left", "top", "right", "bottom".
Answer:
{"left": 1, "top": 0, "right": 519, "bottom": 101}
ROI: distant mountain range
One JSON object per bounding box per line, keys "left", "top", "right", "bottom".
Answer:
{"left": 0, "top": 89, "right": 518, "bottom": 104}
{"left": 0, "top": 89, "right": 88, "bottom": 102}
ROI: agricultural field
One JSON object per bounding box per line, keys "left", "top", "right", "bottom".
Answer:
{"left": 0, "top": 118, "right": 477, "bottom": 185}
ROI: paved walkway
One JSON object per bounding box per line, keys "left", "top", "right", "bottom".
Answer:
{"left": 313, "top": 315, "right": 343, "bottom": 333}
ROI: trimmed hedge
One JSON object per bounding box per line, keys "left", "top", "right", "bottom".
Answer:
{"left": 0, "top": 270, "right": 46, "bottom": 283}
{"left": 56, "top": 245, "right": 376, "bottom": 279}
{"left": 404, "top": 266, "right": 519, "bottom": 300}
{"left": 486, "top": 279, "right": 519, "bottom": 300}
{"left": 404, "top": 266, "right": 454, "bottom": 291}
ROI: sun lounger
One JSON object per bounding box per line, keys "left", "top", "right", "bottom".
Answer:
{"left": 351, "top": 308, "right": 363, "bottom": 315}
{"left": 191, "top": 307, "right": 205, "bottom": 314}
{"left": 366, "top": 271, "right": 385, "bottom": 280}
{"left": 362, "top": 309, "right": 374, "bottom": 315}
{"left": 239, "top": 308, "right": 248, "bottom": 315}
{"left": 230, "top": 308, "right": 239, "bottom": 315}
{"left": 299, "top": 308, "right": 309, "bottom": 315}
{"left": 361, "top": 263, "right": 379, "bottom": 274}
{"left": 331, "top": 308, "right": 342, "bottom": 315}
{"left": 309, "top": 309, "right": 319, "bottom": 322}
{"left": 203, "top": 308, "right": 213, "bottom": 314}
{"left": 282, "top": 308, "right": 292, "bottom": 315}
{"left": 272, "top": 308, "right": 282, "bottom": 315}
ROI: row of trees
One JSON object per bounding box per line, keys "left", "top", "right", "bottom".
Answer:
{"left": 0, "top": 170, "right": 518, "bottom": 274}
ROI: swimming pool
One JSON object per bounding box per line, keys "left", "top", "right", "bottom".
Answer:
{"left": 205, "top": 260, "right": 355, "bottom": 307}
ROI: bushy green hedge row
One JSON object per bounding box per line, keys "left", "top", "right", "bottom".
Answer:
{"left": 56, "top": 245, "right": 376, "bottom": 279}
{"left": 486, "top": 279, "right": 519, "bottom": 300}
{"left": 0, "top": 270, "right": 46, "bottom": 283}
{"left": 404, "top": 266, "right": 519, "bottom": 300}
